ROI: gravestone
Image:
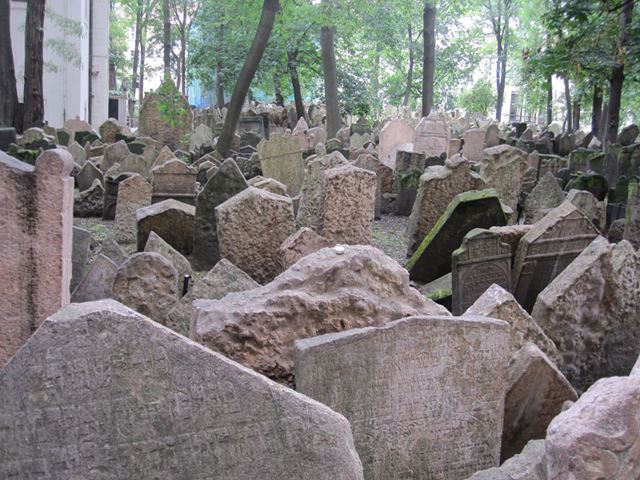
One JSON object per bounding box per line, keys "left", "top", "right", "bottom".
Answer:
{"left": 189, "top": 123, "right": 213, "bottom": 151}
{"left": 413, "top": 112, "right": 449, "bottom": 157}
{"left": 150, "top": 159, "right": 197, "bottom": 205}
{"left": 113, "top": 252, "right": 178, "bottom": 321}
{"left": 192, "top": 159, "right": 248, "bottom": 270}
{"left": 513, "top": 201, "right": 599, "bottom": 312}
{"left": 74, "top": 178, "right": 104, "bottom": 217}
{"left": 295, "top": 315, "right": 510, "bottom": 480}
{"left": 76, "top": 160, "right": 103, "bottom": 191}
{"left": 257, "top": 134, "right": 305, "bottom": 196}
{"left": 319, "top": 165, "right": 376, "bottom": 245}
{"left": 451, "top": 229, "right": 511, "bottom": 315}
{"left": 151, "top": 144, "right": 176, "bottom": 169}
{"left": 479, "top": 145, "right": 529, "bottom": 213}
{"left": 623, "top": 179, "right": 640, "bottom": 249}
{"left": 567, "top": 189, "right": 605, "bottom": 230}
{"left": 378, "top": 119, "right": 414, "bottom": 167}
{"left": 467, "top": 440, "right": 547, "bottom": 480}
{"left": 216, "top": 187, "right": 295, "bottom": 283}
{"left": 144, "top": 230, "right": 192, "bottom": 280}
{"left": 279, "top": 227, "right": 333, "bottom": 270}
{"left": 524, "top": 172, "right": 566, "bottom": 224}
{"left": 136, "top": 199, "right": 196, "bottom": 254}
{"left": 68, "top": 141, "right": 87, "bottom": 165}
{"left": 102, "top": 139, "right": 131, "bottom": 173}
{"left": 238, "top": 115, "right": 266, "bottom": 140}
{"left": 70, "top": 254, "right": 118, "bottom": 303}
{"left": 0, "top": 150, "right": 73, "bottom": 367}
{"left": 352, "top": 153, "right": 392, "bottom": 219}
{"left": 0, "top": 127, "right": 17, "bottom": 151}
{"left": 461, "top": 128, "right": 487, "bottom": 162}
{"left": 114, "top": 173, "right": 152, "bottom": 242}
{"left": 407, "top": 189, "right": 507, "bottom": 283}
{"left": 98, "top": 118, "right": 121, "bottom": 143}
{"left": 0, "top": 300, "right": 364, "bottom": 480}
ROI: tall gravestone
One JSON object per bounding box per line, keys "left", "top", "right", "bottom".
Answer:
{"left": 192, "top": 159, "right": 248, "bottom": 270}
{"left": 0, "top": 300, "right": 364, "bottom": 480}
{"left": 150, "top": 158, "right": 197, "bottom": 205}
{"left": 451, "top": 229, "right": 511, "bottom": 315}
{"left": 257, "top": 134, "right": 305, "bottom": 196}
{"left": 136, "top": 199, "right": 196, "bottom": 254}
{"left": 295, "top": 315, "right": 510, "bottom": 480}
{"left": 114, "top": 173, "right": 153, "bottom": 242}
{"left": 413, "top": 112, "right": 449, "bottom": 158}
{"left": 0, "top": 150, "right": 74, "bottom": 367}
{"left": 378, "top": 119, "right": 414, "bottom": 168}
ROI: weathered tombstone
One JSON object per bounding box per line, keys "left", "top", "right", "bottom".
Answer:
{"left": 623, "top": 179, "right": 640, "bottom": 249}
{"left": 319, "top": 165, "right": 376, "bottom": 245}
{"left": 193, "top": 245, "right": 449, "bottom": 385}
{"left": 407, "top": 156, "right": 486, "bottom": 256}
{"left": 565, "top": 171, "right": 608, "bottom": 201}
{"left": 295, "top": 315, "right": 510, "bottom": 480}
{"left": 98, "top": 238, "right": 127, "bottom": 266}
{"left": 76, "top": 160, "right": 103, "bottom": 191}
{"left": 144, "top": 230, "right": 192, "bottom": 280}
{"left": 567, "top": 189, "right": 605, "bottom": 230}
{"left": 479, "top": 145, "right": 529, "bottom": 214}
{"left": 68, "top": 141, "right": 87, "bottom": 165}
{"left": 0, "top": 150, "right": 73, "bottom": 367}
{"left": 136, "top": 199, "right": 196, "bottom": 254}
{"left": 513, "top": 201, "right": 599, "bottom": 312}
{"left": 150, "top": 158, "right": 197, "bottom": 205}
{"left": 257, "top": 134, "right": 305, "bottom": 196}
{"left": 238, "top": 115, "right": 266, "bottom": 140}
{"left": 352, "top": 154, "right": 392, "bottom": 219}
{"left": 467, "top": 440, "right": 547, "bottom": 480}
{"left": 216, "top": 187, "right": 294, "bottom": 283}
{"left": 451, "top": 229, "right": 511, "bottom": 315}
{"left": 113, "top": 252, "right": 178, "bottom": 321}
{"left": 71, "top": 226, "right": 93, "bottom": 293}
{"left": 98, "top": 118, "right": 121, "bottom": 143}
{"left": 0, "top": 127, "right": 17, "bottom": 151}
{"left": 0, "top": 300, "right": 364, "bottom": 480}
{"left": 618, "top": 123, "right": 639, "bottom": 146}
{"left": 101, "top": 139, "right": 131, "bottom": 173}
{"left": 413, "top": 112, "right": 449, "bottom": 157}
{"left": 502, "top": 343, "right": 577, "bottom": 462}
{"left": 74, "top": 178, "right": 104, "bottom": 217}
{"left": 251, "top": 177, "right": 288, "bottom": 196}
{"left": 407, "top": 189, "right": 507, "bottom": 283}
{"left": 114, "top": 173, "right": 152, "bottom": 242}
{"left": 545, "top": 376, "right": 640, "bottom": 479}
{"left": 165, "top": 258, "right": 259, "bottom": 336}
{"left": 189, "top": 123, "right": 213, "bottom": 151}
{"left": 279, "top": 227, "right": 333, "bottom": 270}
{"left": 192, "top": 158, "right": 248, "bottom": 270}
{"left": 378, "top": 119, "right": 414, "bottom": 167}
{"left": 70, "top": 254, "right": 118, "bottom": 303}
{"left": 461, "top": 128, "right": 487, "bottom": 162}
{"left": 523, "top": 172, "right": 566, "bottom": 224}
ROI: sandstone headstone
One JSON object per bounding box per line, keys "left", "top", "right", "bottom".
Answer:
{"left": 193, "top": 245, "right": 449, "bottom": 385}
{"left": 295, "top": 315, "right": 510, "bottom": 480}
{"left": 257, "top": 135, "right": 305, "bottom": 196}
{"left": 68, "top": 141, "right": 87, "bottom": 165}
{"left": 71, "top": 226, "right": 93, "bottom": 292}
{"left": 452, "top": 229, "right": 511, "bottom": 315}
{"left": 189, "top": 123, "right": 213, "bottom": 151}
{"left": 102, "top": 139, "right": 131, "bottom": 173}
{"left": 279, "top": 227, "right": 333, "bottom": 270}
{"left": 379, "top": 119, "right": 414, "bottom": 167}
{"left": 479, "top": 145, "right": 529, "bottom": 213}
{"left": 76, "top": 160, "right": 103, "bottom": 191}
{"left": 251, "top": 177, "right": 288, "bottom": 196}
{"left": 0, "top": 150, "right": 73, "bottom": 367}
{"left": 216, "top": 187, "right": 294, "bottom": 283}
{"left": 461, "top": 128, "right": 487, "bottom": 162}
{"left": 524, "top": 172, "right": 565, "bottom": 224}
{"left": 114, "top": 173, "right": 152, "bottom": 243}
{"left": 192, "top": 159, "right": 249, "bottom": 270}
{"left": 465, "top": 440, "right": 547, "bottom": 480}
{"left": 567, "top": 188, "right": 606, "bottom": 230}
{"left": 319, "top": 164, "right": 376, "bottom": 245}
{"left": 70, "top": 254, "right": 118, "bottom": 303}
{"left": 144, "top": 230, "right": 192, "bottom": 280}
{"left": 0, "top": 300, "right": 364, "bottom": 480}
{"left": 413, "top": 113, "right": 449, "bottom": 157}
{"left": 151, "top": 158, "right": 197, "bottom": 205}
{"left": 151, "top": 144, "right": 176, "bottom": 169}
{"left": 623, "top": 179, "right": 640, "bottom": 249}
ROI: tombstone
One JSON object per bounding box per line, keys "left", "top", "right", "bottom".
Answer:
{"left": 144, "top": 230, "right": 192, "bottom": 281}
{"left": 502, "top": 343, "right": 577, "bottom": 462}
{"left": 451, "top": 229, "right": 511, "bottom": 315}
{"left": 150, "top": 159, "right": 197, "bottom": 205}
{"left": 192, "top": 159, "right": 248, "bottom": 270}
{"left": 479, "top": 145, "right": 529, "bottom": 214}
{"left": 523, "top": 172, "right": 565, "bottom": 224}
{"left": 319, "top": 165, "right": 376, "bottom": 245}
{"left": 295, "top": 315, "right": 510, "bottom": 480}
{"left": 278, "top": 227, "right": 333, "bottom": 270}
{"left": 257, "top": 135, "right": 305, "bottom": 196}
{"left": 350, "top": 116, "right": 371, "bottom": 135}
{"left": 216, "top": 187, "right": 294, "bottom": 283}
{"left": 102, "top": 139, "right": 131, "bottom": 173}
{"left": 113, "top": 252, "right": 178, "bottom": 321}
{"left": 98, "top": 238, "right": 127, "bottom": 266}
{"left": 193, "top": 245, "right": 449, "bottom": 385}
{"left": 407, "top": 156, "right": 487, "bottom": 256}
{"left": 461, "top": 128, "right": 487, "bottom": 162}
{"left": 0, "top": 300, "right": 363, "bottom": 480}
{"left": 546, "top": 376, "right": 640, "bottom": 479}
{"left": 514, "top": 201, "right": 600, "bottom": 313}
{"left": 71, "top": 227, "right": 93, "bottom": 292}
{"left": 68, "top": 141, "right": 87, "bottom": 165}
{"left": 618, "top": 123, "right": 639, "bottom": 146}
{"left": 70, "top": 254, "right": 118, "bottom": 303}
{"left": 567, "top": 189, "right": 606, "bottom": 230}
{"left": 238, "top": 115, "right": 266, "bottom": 144}
{"left": 413, "top": 112, "right": 449, "bottom": 157}
{"left": 114, "top": 173, "right": 152, "bottom": 242}
{"left": 74, "top": 178, "right": 104, "bottom": 217}
{"left": 64, "top": 117, "right": 92, "bottom": 132}
{"left": 565, "top": 172, "right": 608, "bottom": 201}
{"left": 0, "top": 150, "right": 73, "bottom": 367}
{"left": 0, "top": 127, "right": 17, "bottom": 151}
{"left": 151, "top": 144, "right": 176, "bottom": 169}
{"left": 623, "top": 179, "right": 640, "bottom": 249}
{"left": 251, "top": 177, "right": 288, "bottom": 196}
{"left": 137, "top": 199, "right": 196, "bottom": 254}
{"left": 165, "top": 258, "right": 258, "bottom": 336}
{"left": 378, "top": 119, "right": 414, "bottom": 167}
{"left": 407, "top": 189, "right": 507, "bottom": 283}
{"left": 296, "top": 151, "right": 349, "bottom": 230}
{"left": 189, "top": 123, "right": 213, "bottom": 151}
{"left": 467, "top": 440, "right": 546, "bottom": 480}
{"left": 349, "top": 132, "right": 370, "bottom": 150}
{"left": 352, "top": 154, "right": 393, "bottom": 219}
{"left": 485, "top": 124, "right": 500, "bottom": 147}
{"left": 76, "top": 160, "right": 103, "bottom": 191}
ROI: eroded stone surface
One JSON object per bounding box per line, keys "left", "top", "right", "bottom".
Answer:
{"left": 279, "top": 227, "right": 333, "bottom": 270}
{"left": 257, "top": 134, "right": 305, "bottom": 196}
{"left": 465, "top": 440, "right": 547, "bottom": 480}
{"left": 524, "top": 172, "right": 565, "bottom": 224}
{"left": 193, "top": 245, "right": 449, "bottom": 385}
{"left": 479, "top": 145, "right": 529, "bottom": 214}
{"left": 114, "top": 173, "right": 152, "bottom": 243}
{"left": 136, "top": 199, "right": 195, "bottom": 254}
{"left": 144, "top": 231, "right": 192, "bottom": 280}
{"left": 70, "top": 254, "right": 118, "bottom": 303}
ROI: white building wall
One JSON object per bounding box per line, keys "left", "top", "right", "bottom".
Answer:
{"left": 91, "top": 0, "right": 110, "bottom": 127}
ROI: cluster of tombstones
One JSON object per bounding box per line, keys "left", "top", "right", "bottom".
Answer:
{"left": 1, "top": 94, "right": 640, "bottom": 479}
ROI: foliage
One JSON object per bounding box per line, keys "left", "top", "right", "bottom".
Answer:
{"left": 459, "top": 77, "right": 497, "bottom": 116}
{"left": 155, "top": 77, "right": 190, "bottom": 130}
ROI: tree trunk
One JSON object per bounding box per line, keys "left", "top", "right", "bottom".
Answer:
{"left": 563, "top": 76, "right": 572, "bottom": 132}
{"left": 402, "top": 23, "right": 414, "bottom": 108}
{"left": 607, "top": 0, "right": 634, "bottom": 146}
{"left": 422, "top": 1, "right": 435, "bottom": 117}
{"left": 287, "top": 49, "right": 305, "bottom": 120}
{"left": 216, "top": 0, "right": 279, "bottom": 157}
{"left": 139, "top": 39, "right": 146, "bottom": 106}
{"left": 23, "top": 0, "right": 46, "bottom": 128}
{"left": 216, "top": 20, "right": 225, "bottom": 109}
{"left": 572, "top": 96, "right": 581, "bottom": 132}
{"left": 131, "top": 0, "right": 143, "bottom": 100}
{"left": 273, "top": 73, "right": 284, "bottom": 107}
{"left": 601, "top": 101, "right": 609, "bottom": 146}
{"left": 546, "top": 74, "right": 553, "bottom": 125}
{"left": 321, "top": 25, "right": 341, "bottom": 139}
{"left": 496, "top": 28, "right": 509, "bottom": 122}
{"left": 0, "top": 0, "right": 19, "bottom": 128}
{"left": 180, "top": 6, "right": 187, "bottom": 95}
{"left": 591, "top": 83, "right": 603, "bottom": 138}
{"left": 163, "top": 0, "right": 171, "bottom": 77}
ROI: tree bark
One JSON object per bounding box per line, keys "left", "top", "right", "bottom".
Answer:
{"left": 216, "top": 0, "right": 279, "bottom": 157}
{"left": 273, "top": 73, "right": 284, "bottom": 107}
{"left": 163, "top": 0, "right": 171, "bottom": 77}
{"left": 422, "top": 1, "right": 435, "bottom": 117}
{"left": 402, "top": 23, "right": 414, "bottom": 107}
{"left": 0, "top": 0, "right": 19, "bottom": 128}
{"left": 321, "top": 25, "right": 341, "bottom": 139}
{"left": 139, "top": 38, "right": 146, "bottom": 106}
{"left": 23, "top": 0, "right": 46, "bottom": 128}
{"left": 591, "top": 83, "right": 602, "bottom": 138}
{"left": 495, "top": 26, "right": 509, "bottom": 121}
{"left": 131, "top": 0, "right": 143, "bottom": 100}
{"left": 216, "top": 19, "right": 225, "bottom": 109}
{"left": 546, "top": 74, "right": 553, "bottom": 126}
{"left": 572, "top": 96, "right": 581, "bottom": 132}
{"left": 563, "top": 76, "right": 572, "bottom": 132}
{"left": 607, "top": 0, "right": 634, "bottom": 146}
{"left": 287, "top": 49, "right": 305, "bottom": 120}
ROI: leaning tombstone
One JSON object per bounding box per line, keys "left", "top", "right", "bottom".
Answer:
{"left": 137, "top": 199, "right": 195, "bottom": 254}
{"left": 71, "top": 226, "right": 93, "bottom": 292}
{"left": 150, "top": 158, "right": 197, "bottom": 205}
{"left": 114, "top": 173, "right": 152, "bottom": 242}
{"left": 257, "top": 134, "right": 305, "bottom": 196}
{"left": 70, "top": 254, "right": 118, "bottom": 303}
{"left": 0, "top": 300, "right": 364, "bottom": 480}
{"left": 378, "top": 118, "right": 414, "bottom": 167}
{"left": 413, "top": 112, "right": 449, "bottom": 157}
{"left": 523, "top": 172, "right": 565, "bottom": 224}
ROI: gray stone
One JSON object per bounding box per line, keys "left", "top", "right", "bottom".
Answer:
{"left": 76, "top": 160, "right": 103, "bottom": 191}
{"left": 137, "top": 199, "right": 195, "bottom": 254}
{"left": 73, "top": 178, "right": 104, "bottom": 217}
{"left": 144, "top": 231, "right": 192, "bottom": 280}
{"left": 114, "top": 173, "right": 152, "bottom": 243}
{"left": 151, "top": 158, "right": 197, "bottom": 205}
{"left": 70, "top": 254, "right": 118, "bottom": 302}
{"left": 102, "top": 139, "right": 131, "bottom": 173}
{"left": 623, "top": 179, "right": 640, "bottom": 249}
{"left": 279, "top": 227, "right": 333, "bottom": 270}
{"left": 295, "top": 315, "right": 510, "bottom": 480}
{"left": 165, "top": 258, "right": 258, "bottom": 336}
{"left": 68, "top": 141, "right": 87, "bottom": 166}
{"left": 567, "top": 189, "right": 605, "bottom": 230}
{"left": 618, "top": 123, "right": 639, "bottom": 146}
{"left": 71, "top": 227, "right": 93, "bottom": 292}
{"left": 0, "top": 300, "right": 364, "bottom": 480}
{"left": 257, "top": 134, "right": 305, "bottom": 196}
{"left": 192, "top": 159, "right": 248, "bottom": 270}
{"left": 524, "top": 172, "right": 565, "bottom": 224}
{"left": 465, "top": 440, "right": 547, "bottom": 480}
{"left": 98, "top": 238, "right": 127, "bottom": 266}
{"left": 413, "top": 112, "right": 449, "bottom": 157}
{"left": 479, "top": 145, "right": 529, "bottom": 214}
